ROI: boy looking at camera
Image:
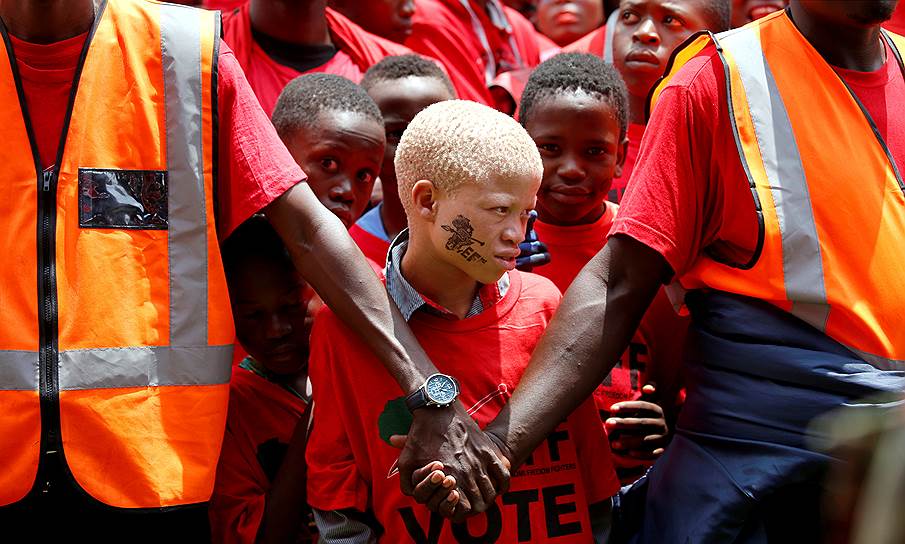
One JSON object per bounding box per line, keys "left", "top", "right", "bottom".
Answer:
{"left": 306, "top": 100, "right": 619, "bottom": 543}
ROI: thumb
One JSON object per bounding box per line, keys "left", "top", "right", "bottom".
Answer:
{"left": 389, "top": 434, "right": 408, "bottom": 449}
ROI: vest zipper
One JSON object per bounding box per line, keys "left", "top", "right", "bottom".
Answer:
{"left": 38, "top": 168, "right": 61, "bottom": 468}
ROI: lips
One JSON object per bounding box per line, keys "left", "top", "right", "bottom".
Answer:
{"left": 624, "top": 49, "right": 661, "bottom": 67}
{"left": 749, "top": 4, "right": 782, "bottom": 21}
{"left": 554, "top": 10, "right": 580, "bottom": 25}
{"left": 494, "top": 253, "right": 518, "bottom": 271}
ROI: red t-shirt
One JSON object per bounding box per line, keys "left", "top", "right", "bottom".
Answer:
{"left": 306, "top": 271, "right": 619, "bottom": 543}
{"left": 9, "top": 33, "right": 304, "bottom": 239}
{"left": 406, "top": 0, "right": 545, "bottom": 106}
{"left": 533, "top": 205, "right": 688, "bottom": 482}
{"left": 209, "top": 362, "right": 310, "bottom": 544}
{"left": 203, "top": 0, "right": 246, "bottom": 11}
{"left": 564, "top": 25, "right": 605, "bottom": 56}
{"left": 608, "top": 122, "right": 644, "bottom": 205}
{"left": 611, "top": 39, "right": 905, "bottom": 279}
{"left": 222, "top": 5, "right": 413, "bottom": 114}
{"left": 348, "top": 223, "right": 391, "bottom": 267}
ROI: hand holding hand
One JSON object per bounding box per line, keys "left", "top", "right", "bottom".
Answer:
{"left": 605, "top": 384, "right": 669, "bottom": 461}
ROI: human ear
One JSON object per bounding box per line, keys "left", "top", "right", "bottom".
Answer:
{"left": 615, "top": 136, "right": 629, "bottom": 178}
{"left": 411, "top": 180, "right": 440, "bottom": 223}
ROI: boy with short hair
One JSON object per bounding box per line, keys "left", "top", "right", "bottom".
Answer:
{"left": 520, "top": 52, "right": 688, "bottom": 483}
{"left": 272, "top": 73, "right": 386, "bottom": 231}
{"left": 209, "top": 217, "right": 316, "bottom": 543}
{"left": 306, "top": 100, "right": 619, "bottom": 542}
{"left": 568, "top": 0, "right": 731, "bottom": 202}
{"left": 351, "top": 54, "right": 457, "bottom": 264}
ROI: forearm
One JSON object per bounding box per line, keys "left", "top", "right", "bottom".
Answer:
{"left": 266, "top": 183, "right": 437, "bottom": 392}
{"left": 485, "top": 237, "right": 665, "bottom": 467}
{"left": 257, "top": 406, "right": 311, "bottom": 543}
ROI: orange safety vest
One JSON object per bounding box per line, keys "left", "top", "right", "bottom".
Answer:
{"left": 650, "top": 10, "right": 905, "bottom": 370}
{"left": 0, "top": 0, "right": 234, "bottom": 508}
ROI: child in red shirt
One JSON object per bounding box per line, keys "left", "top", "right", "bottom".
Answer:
{"left": 222, "top": 0, "right": 413, "bottom": 114}
{"left": 569, "top": 0, "right": 730, "bottom": 203}
{"left": 272, "top": 74, "right": 385, "bottom": 231}
{"left": 351, "top": 55, "right": 457, "bottom": 265}
{"left": 519, "top": 53, "right": 689, "bottom": 483}
{"left": 209, "top": 217, "right": 316, "bottom": 543}
{"left": 307, "top": 100, "right": 619, "bottom": 542}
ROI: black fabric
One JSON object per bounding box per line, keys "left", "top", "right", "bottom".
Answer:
{"left": 251, "top": 26, "right": 337, "bottom": 73}
{"left": 0, "top": 452, "right": 210, "bottom": 541}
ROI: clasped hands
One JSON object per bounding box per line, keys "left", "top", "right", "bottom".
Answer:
{"left": 389, "top": 384, "right": 669, "bottom": 522}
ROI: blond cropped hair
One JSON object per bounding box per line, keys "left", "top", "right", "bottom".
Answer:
{"left": 395, "top": 100, "right": 543, "bottom": 214}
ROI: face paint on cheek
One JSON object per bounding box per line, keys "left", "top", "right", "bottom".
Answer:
{"left": 441, "top": 215, "right": 488, "bottom": 264}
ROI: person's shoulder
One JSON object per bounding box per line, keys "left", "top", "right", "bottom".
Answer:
{"left": 411, "top": 0, "right": 463, "bottom": 30}
{"left": 662, "top": 41, "right": 723, "bottom": 92}
{"left": 511, "top": 270, "right": 563, "bottom": 309}
{"left": 564, "top": 26, "right": 604, "bottom": 54}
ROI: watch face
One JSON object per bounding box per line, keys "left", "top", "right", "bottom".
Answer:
{"left": 425, "top": 374, "right": 457, "bottom": 405}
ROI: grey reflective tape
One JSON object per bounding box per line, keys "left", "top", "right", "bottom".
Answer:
{"left": 0, "top": 350, "right": 38, "bottom": 390}
{"left": 603, "top": 10, "right": 617, "bottom": 63}
{"left": 58, "top": 345, "right": 233, "bottom": 390}
{"left": 846, "top": 347, "right": 905, "bottom": 372}
{"left": 160, "top": 4, "right": 208, "bottom": 348}
{"left": 719, "top": 29, "right": 830, "bottom": 332}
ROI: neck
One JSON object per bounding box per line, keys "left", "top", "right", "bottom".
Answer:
{"left": 401, "top": 234, "right": 480, "bottom": 320}
{"left": 379, "top": 192, "right": 408, "bottom": 241}
{"left": 249, "top": 0, "right": 331, "bottom": 46}
{"left": 629, "top": 92, "right": 647, "bottom": 126}
{"left": 0, "top": 0, "right": 95, "bottom": 44}
{"left": 788, "top": 3, "right": 886, "bottom": 71}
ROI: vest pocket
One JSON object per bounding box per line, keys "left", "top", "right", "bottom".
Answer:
{"left": 78, "top": 168, "right": 168, "bottom": 230}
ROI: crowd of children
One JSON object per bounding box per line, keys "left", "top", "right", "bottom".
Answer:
{"left": 77, "top": 0, "right": 903, "bottom": 541}
{"left": 198, "top": 0, "right": 905, "bottom": 540}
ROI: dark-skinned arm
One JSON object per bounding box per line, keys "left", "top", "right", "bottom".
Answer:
{"left": 264, "top": 182, "right": 509, "bottom": 515}
{"left": 485, "top": 235, "right": 670, "bottom": 468}
{"left": 256, "top": 403, "right": 312, "bottom": 543}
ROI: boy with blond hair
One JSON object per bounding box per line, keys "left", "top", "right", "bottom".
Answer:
{"left": 306, "top": 100, "right": 619, "bottom": 542}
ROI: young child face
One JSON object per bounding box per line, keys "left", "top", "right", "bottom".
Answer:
{"left": 612, "top": 0, "right": 713, "bottom": 99}
{"left": 524, "top": 90, "right": 624, "bottom": 226}
{"left": 284, "top": 110, "right": 386, "bottom": 228}
{"left": 231, "top": 259, "right": 315, "bottom": 377}
{"left": 536, "top": 0, "right": 605, "bottom": 46}
{"left": 366, "top": 77, "right": 455, "bottom": 197}
{"left": 426, "top": 172, "right": 540, "bottom": 285}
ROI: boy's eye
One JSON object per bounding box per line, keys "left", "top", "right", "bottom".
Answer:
{"left": 586, "top": 147, "right": 605, "bottom": 156}
{"left": 538, "top": 143, "right": 559, "bottom": 154}
{"left": 621, "top": 10, "right": 639, "bottom": 24}
{"left": 321, "top": 158, "right": 338, "bottom": 172}
{"left": 491, "top": 206, "right": 509, "bottom": 214}
{"left": 358, "top": 170, "right": 375, "bottom": 184}
{"left": 663, "top": 15, "right": 683, "bottom": 28}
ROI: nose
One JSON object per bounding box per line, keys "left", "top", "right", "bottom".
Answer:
{"left": 633, "top": 17, "right": 660, "bottom": 46}
{"left": 265, "top": 313, "right": 292, "bottom": 340}
{"left": 400, "top": 0, "right": 415, "bottom": 17}
{"left": 328, "top": 177, "right": 355, "bottom": 205}
{"left": 501, "top": 214, "right": 525, "bottom": 246}
{"left": 557, "top": 153, "right": 586, "bottom": 182}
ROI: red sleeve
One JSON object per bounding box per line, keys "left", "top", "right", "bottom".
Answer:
{"left": 217, "top": 41, "right": 306, "bottom": 239}
{"left": 305, "top": 312, "right": 371, "bottom": 512}
{"left": 608, "top": 47, "right": 759, "bottom": 278}
{"left": 208, "top": 427, "right": 266, "bottom": 544}
{"left": 570, "top": 396, "right": 621, "bottom": 504}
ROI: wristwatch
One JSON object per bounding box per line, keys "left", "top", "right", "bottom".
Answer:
{"left": 405, "top": 373, "right": 461, "bottom": 411}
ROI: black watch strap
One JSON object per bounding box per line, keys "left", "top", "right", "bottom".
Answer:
{"left": 405, "top": 386, "right": 429, "bottom": 411}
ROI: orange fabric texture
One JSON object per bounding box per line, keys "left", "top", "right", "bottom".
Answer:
{"left": 0, "top": 0, "right": 234, "bottom": 508}
{"left": 659, "top": 12, "right": 905, "bottom": 363}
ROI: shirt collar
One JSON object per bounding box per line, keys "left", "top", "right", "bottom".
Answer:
{"left": 385, "top": 229, "right": 509, "bottom": 321}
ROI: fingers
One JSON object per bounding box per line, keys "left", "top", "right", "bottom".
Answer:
{"left": 609, "top": 400, "right": 664, "bottom": 416}
{"left": 389, "top": 434, "right": 408, "bottom": 449}
{"left": 605, "top": 416, "right": 668, "bottom": 432}
{"left": 413, "top": 469, "right": 459, "bottom": 510}
{"left": 516, "top": 251, "right": 551, "bottom": 269}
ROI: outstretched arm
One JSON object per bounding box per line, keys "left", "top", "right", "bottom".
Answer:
{"left": 264, "top": 182, "right": 509, "bottom": 514}
{"left": 486, "top": 234, "right": 670, "bottom": 467}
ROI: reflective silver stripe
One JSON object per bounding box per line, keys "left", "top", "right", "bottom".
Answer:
{"left": 160, "top": 5, "right": 208, "bottom": 348}
{"left": 845, "top": 347, "right": 905, "bottom": 372}
{"left": 603, "top": 10, "right": 617, "bottom": 63}
{"left": 58, "top": 345, "right": 233, "bottom": 390}
{"left": 0, "top": 350, "right": 38, "bottom": 390}
{"left": 718, "top": 29, "right": 830, "bottom": 332}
